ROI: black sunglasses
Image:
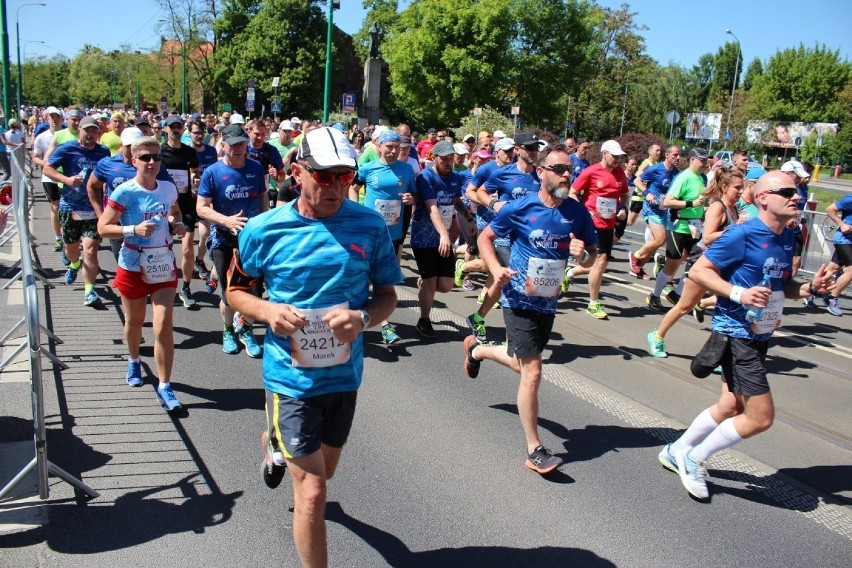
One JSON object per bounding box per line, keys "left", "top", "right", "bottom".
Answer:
{"left": 136, "top": 154, "right": 162, "bottom": 162}
{"left": 540, "top": 163, "right": 572, "bottom": 176}
{"left": 167, "top": 123, "right": 184, "bottom": 129}
{"left": 764, "top": 187, "right": 798, "bottom": 199}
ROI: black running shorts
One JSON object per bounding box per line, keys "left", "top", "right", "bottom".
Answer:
{"left": 503, "top": 308, "right": 555, "bottom": 360}
{"left": 720, "top": 337, "right": 770, "bottom": 397}
{"left": 265, "top": 390, "right": 357, "bottom": 459}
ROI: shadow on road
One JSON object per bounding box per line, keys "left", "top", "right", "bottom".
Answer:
{"left": 325, "top": 501, "right": 616, "bottom": 567}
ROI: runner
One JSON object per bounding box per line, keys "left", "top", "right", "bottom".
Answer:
{"left": 462, "top": 143, "right": 598, "bottom": 474}
{"left": 569, "top": 138, "right": 590, "bottom": 183}
{"left": 96, "top": 136, "right": 184, "bottom": 411}
{"left": 197, "top": 124, "right": 267, "bottom": 357}
{"left": 99, "top": 112, "right": 125, "bottom": 156}
{"left": 636, "top": 143, "right": 661, "bottom": 178}
{"left": 31, "top": 106, "right": 65, "bottom": 253}
{"left": 621, "top": 156, "right": 642, "bottom": 234}
{"left": 187, "top": 119, "right": 218, "bottom": 285}
{"left": 821, "top": 195, "right": 852, "bottom": 316}
{"left": 226, "top": 126, "right": 401, "bottom": 567}
{"left": 657, "top": 170, "right": 835, "bottom": 500}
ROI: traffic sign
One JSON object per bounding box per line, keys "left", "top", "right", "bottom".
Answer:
{"left": 248, "top": 80, "right": 256, "bottom": 89}
{"left": 473, "top": 107, "right": 482, "bottom": 117}
{"left": 222, "top": 103, "right": 232, "bottom": 111}
{"left": 342, "top": 92, "right": 356, "bottom": 113}
{"left": 271, "top": 102, "right": 282, "bottom": 114}
{"left": 159, "top": 96, "right": 167, "bottom": 110}
{"left": 271, "top": 77, "right": 280, "bottom": 88}
{"left": 795, "top": 136, "right": 803, "bottom": 147}
{"left": 666, "top": 110, "right": 680, "bottom": 125}
{"left": 246, "top": 100, "right": 255, "bottom": 112}
{"left": 271, "top": 95, "right": 281, "bottom": 103}
{"left": 511, "top": 106, "right": 520, "bottom": 116}
{"left": 247, "top": 88, "right": 256, "bottom": 102}
{"left": 724, "top": 131, "right": 732, "bottom": 140}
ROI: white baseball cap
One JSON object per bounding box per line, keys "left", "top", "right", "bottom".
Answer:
{"left": 453, "top": 143, "right": 470, "bottom": 155}
{"left": 230, "top": 113, "right": 245, "bottom": 124}
{"left": 493, "top": 130, "right": 507, "bottom": 139}
{"left": 780, "top": 160, "right": 809, "bottom": 178}
{"left": 298, "top": 126, "right": 358, "bottom": 170}
{"left": 120, "top": 127, "right": 144, "bottom": 146}
{"left": 279, "top": 120, "right": 294, "bottom": 131}
{"left": 600, "top": 140, "right": 626, "bottom": 156}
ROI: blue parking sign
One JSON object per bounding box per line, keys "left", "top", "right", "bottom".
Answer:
{"left": 342, "top": 92, "right": 356, "bottom": 113}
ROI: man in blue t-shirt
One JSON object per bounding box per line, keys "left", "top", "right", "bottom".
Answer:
{"left": 823, "top": 195, "right": 852, "bottom": 316}
{"left": 658, "top": 170, "right": 835, "bottom": 501}
{"left": 629, "top": 144, "right": 681, "bottom": 279}
{"left": 188, "top": 119, "right": 219, "bottom": 282}
{"left": 42, "top": 116, "right": 110, "bottom": 306}
{"left": 569, "top": 138, "right": 590, "bottom": 183}
{"left": 463, "top": 143, "right": 598, "bottom": 476}
{"left": 227, "top": 127, "right": 401, "bottom": 565}
{"left": 409, "top": 140, "right": 466, "bottom": 338}
{"left": 348, "top": 129, "right": 416, "bottom": 345}
{"left": 197, "top": 124, "right": 268, "bottom": 357}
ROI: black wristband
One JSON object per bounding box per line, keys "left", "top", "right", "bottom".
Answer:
{"left": 685, "top": 200, "right": 693, "bottom": 208}
{"left": 808, "top": 282, "right": 817, "bottom": 296}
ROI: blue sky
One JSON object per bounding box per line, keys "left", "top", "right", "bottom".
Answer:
{"left": 14, "top": 0, "right": 851, "bottom": 69}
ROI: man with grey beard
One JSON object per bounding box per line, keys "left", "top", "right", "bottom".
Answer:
{"left": 461, "top": 143, "right": 598, "bottom": 476}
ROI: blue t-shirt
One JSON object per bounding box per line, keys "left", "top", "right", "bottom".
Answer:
{"left": 704, "top": 218, "right": 795, "bottom": 340}
{"left": 194, "top": 145, "right": 219, "bottom": 174}
{"left": 490, "top": 193, "right": 597, "bottom": 313}
{"left": 94, "top": 154, "right": 170, "bottom": 202}
{"left": 832, "top": 195, "right": 852, "bottom": 245}
{"left": 236, "top": 200, "right": 403, "bottom": 398}
{"left": 640, "top": 163, "right": 677, "bottom": 220}
{"left": 410, "top": 167, "right": 466, "bottom": 248}
{"left": 484, "top": 162, "right": 540, "bottom": 203}
{"left": 355, "top": 159, "right": 417, "bottom": 241}
{"left": 108, "top": 179, "right": 178, "bottom": 271}
{"left": 570, "top": 153, "right": 590, "bottom": 183}
{"left": 247, "top": 142, "right": 285, "bottom": 172}
{"left": 469, "top": 160, "right": 499, "bottom": 231}
{"left": 197, "top": 159, "right": 267, "bottom": 249}
{"left": 49, "top": 141, "right": 110, "bottom": 212}
{"left": 34, "top": 122, "right": 52, "bottom": 137}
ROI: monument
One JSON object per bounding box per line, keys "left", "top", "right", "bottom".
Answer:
{"left": 362, "top": 23, "right": 383, "bottom": 125}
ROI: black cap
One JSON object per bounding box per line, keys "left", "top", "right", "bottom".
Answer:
{"left": 689, "top": 147, "right": 710, "bottom": 160}
{"left": 514, "top": 132, "right": 539, "bottom": 147}
{"left": 164, "top": 114, "right": 184, "bottom": 127}
{"left": 220, "top": 124, "right": 248, "bottom": 145}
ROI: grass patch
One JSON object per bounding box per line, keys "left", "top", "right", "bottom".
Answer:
{"left": 807, "top": 187, "right": 844, "bottom": 212}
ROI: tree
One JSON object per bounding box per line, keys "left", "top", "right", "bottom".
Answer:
{"left": 742, "top": 57, "right": 762, "bottom": 91}
{"left": 707, "top": 42, "right": 741, "bottom": 105}
{"left": 456, "top": 106, "right": 514, "bottom": 141}
{"left": 748, "top": 44, "right": 852, "bottom": 122}
{"left": 22, "top": 55, "right": 71, "bottom": 107}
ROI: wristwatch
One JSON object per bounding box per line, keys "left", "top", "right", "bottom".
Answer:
{"left": 358, "top": 309, "right": 371, "bottom": 329}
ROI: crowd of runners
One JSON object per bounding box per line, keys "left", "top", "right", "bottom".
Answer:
{"left": 14, "top": 104, "right": 851, "bottom": 567}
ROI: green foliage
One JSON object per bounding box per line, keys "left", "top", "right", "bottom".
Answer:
{"left": 456, "top": 107, "right": 515, "bottom": 140}
{"left": 353, "top": 0, "right": 398, "bottom": 63}
{"left": 22, "top": 56, "right": 71, "bottom": 107}
{"left": 707, "top": 42, "right": 740, "bottom": 105}
{"left": 742, "top": 57, "right": 762, "bottom": 91}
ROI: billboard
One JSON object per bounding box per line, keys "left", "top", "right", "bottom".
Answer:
{"left": 685, "top": 112, "right": 723, "bottom": 141}
{"left": 746, "top": 121, "right": 838, "bottom": 148}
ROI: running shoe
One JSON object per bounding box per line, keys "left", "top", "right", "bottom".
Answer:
{"left": 476, "top": 291, "right": 486, "bottom": 304}
{"left": 712, "top": 365, "right": 722, "bottom": 374}
{"left": 381, "top": 324, "right": 400, "bottom": 345}
{"left": 692, "top": 304, "right": 705, "bottom": 323}
{"left": 663, "top": 288, "right": 681, "bottom": 306}
{"left": 647, "top": 329, "right": 668, "bottom": 358}
{"left": 658, "top": 444, "right": 677, "bottom": 473}
{"left": 525, "top": 445, "right": 563, "bottom": 475}
{"left": 826, "top": 297, "right": 843, "bottom": 316}
{"left": 194, "top": 259, "right": 210, "bottom": 280}
{"left": 223, "top": 327, "right": 239, "bottom": 354}
{"left": 586, "top": 301, "right": 608, "bottom": 320}
{"left": 233, "top": 311, "right": 247, "bottom": 334}
{"left": 179, "top": 288, "right": 197, "bottom": 308}
{"left": 653, "top": 252, "right": 666, "bottom": 277}
{"left": 561, "top": 270, "right": 572, "bottom": 294}
{"left": 60, "top": 251, "right": 71, "bottom": 266}
{"left": 466, "top": 313, "right": 488, "bottom": 344}
{"left": 646, "top": 294, "right": 666, "bottom": 312}
{"left": 674, "top": 447, "right": 709, "bottom": 500}
{"left": 802, "top": 296, "right": 816, "bottom": 309}
{"left": 415, "top": 318, "right": 436, "bottom": 338}
{"left": 462, "top": 334, "right": 481, "bottom": 379}
{"left": 156, "top": 382, "right": 182, "bottom": 412}
{"left": 126, "top": 359, "right": 143, "bottom": 387}
{"left": 454, "top": 258, "right": 465, "bottom": 287}
{"left": 83, "top": 290, "right": 102, "bottom": 307}
{"left": 260, "top": 432, "right": 286, "bottom": 489}
{"left": 54, "top": 238, "right": 63, "bottom": 252}
{"left": 463, "top": 276, "right": 476, "bottom": 290}
{"left": 65, "top": 265, "right": 78, "bottom": 285}
{"left": 239, "top": 328, "right": 262, "bottom": 358}
{"left": 628, "top": 250, "right": 642, "bottom": 275}
{"left": 205, "top": 274, "right": 218, "bottom": 294}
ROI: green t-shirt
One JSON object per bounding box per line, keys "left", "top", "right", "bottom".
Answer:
{"left": 53, "top": 128, "right": 79, "bottom": 146}
{"left": 668, "top": 169, "right": 705, "bottom": 234}
{"left": 100, "top": 131, "right": 121, "bottom": 156}
{"left": 357, "top": 146, "right": 379, "bottom": 167}
{"left": 269, "top": 138, "right": 296, "bottom": 158}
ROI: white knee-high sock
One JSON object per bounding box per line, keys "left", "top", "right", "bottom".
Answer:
{"left": 690, "top": 417, "right": 743, "bottom": 462}
{"left": 653, "top": 270, "right": 672, "bottom": 296}
{"left": 670, "top": 408, "right": 718, "bottom": 453}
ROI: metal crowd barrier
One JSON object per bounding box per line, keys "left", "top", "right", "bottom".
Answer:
{"left": 0, "top": 145, "right": 99, "bottom": 500}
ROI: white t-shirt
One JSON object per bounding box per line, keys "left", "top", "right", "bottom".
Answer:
{"left": 4, "top": 130, "right": 22, "bottom": 154}
{"left": 33, "top": 130, "right": 55, "bottom": 183}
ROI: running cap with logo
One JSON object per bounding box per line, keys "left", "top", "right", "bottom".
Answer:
{"left": 46, "top": 106, "right": 62, "bottom": 117}
{"left": 230, "top": 113, "right": 245, "bottom": 125}
{"left": 689, "top": 147, "right": 710, "bottom": 160}
{"left": 432, "top": 140, "right": 456, "bottom": 157}
{"left": 494, "top": 138, "right": 516, "bottom": 152}
{"left": 600, "top": 140, "right": 626, "bottom": 155}
{"left": 378, "top": 130, "right": 401, "bottom": 144}
{"left": 780, "top": 160, "right": 809, "bottom": 178}
{"left": 120, "top": 127, "right": 144, "bottom": 146}
{"left": 298, "top": 126, "right": 358, "bottom": 170}
{"left": 453, "top": 143, "right": 470, "bottom": 155}
{"left": 745, "top": 167, "right": 766, "bottom": 181}
{"left": 279, "top": 120, "right": 294, "bottom": 131}
{"left": 514, "top": 132, "right": 539, "bottom": 147}
{"left": 493, "top": 130, "right": 507, "bottom": 139}
{"left": 220, "top": 124, "right": 249, "bottom": 145}
{"left": 80, "top": 116, "right": 100, "bottom": 130}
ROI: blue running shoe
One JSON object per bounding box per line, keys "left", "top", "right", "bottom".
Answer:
{"left": 60, "top": 251, "right": 71, "bottom": 266}
{"left": 205, "top": 275, "right": 218, "bottom": 294}
{"left": 126, "top": 360, "right": 143, "bottom": 387}
{"left": 156, "top": 383, "right": 182, "bottom": 411}
{"left": 381, "top": 324, "right": 400, "bottom": 345}
{"left": 239, "top": 327, "right": 262, "bottom": 358}
{"left": 83, "top": 290, "right": 101, "bottom": 306}
{"left": 223, "top": 327, "right": 239, "bottom": 354}
{"left": 65, "top": 266, "right": 79, "bottom": 285}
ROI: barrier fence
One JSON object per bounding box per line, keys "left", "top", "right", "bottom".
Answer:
{"left": 0, "top": 145, "right": 99, "bottom": 500}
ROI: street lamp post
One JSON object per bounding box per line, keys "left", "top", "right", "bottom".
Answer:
{"left": 16, "top": 2, "right": 47, "bottom": 118}
{"left": 725, "top": 28, "right": 741, "bottom": 149}
{"left": 135, "top": 50, "right": 141, "bottom": 112}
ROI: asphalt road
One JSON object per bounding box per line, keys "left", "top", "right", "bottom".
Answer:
{"left": 1, "top": 188, "right": 850, "bottom": 567}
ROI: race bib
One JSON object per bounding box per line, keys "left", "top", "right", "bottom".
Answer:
{"left": 290, "top": 302, "right": 351, "bottom": 368}
{"left": 168, "top": 169, "right": 190, "bottom": 194}
{"left": 374, "top": 199, "right": 401, "bottom": 226}
{"left": 596, "top": 196, "right": 617, "bottom": 219}
{"left": 688, "top": 219, "right": 704, "bottom": 239}
{"left": 140, "top": 245, "right": 175, "bottom": 284}
{"left": 439, "top": 204, "right": 454, "bottom": 229}
{"left": 71, "top": 210, "right": 97, "bottom": 221}
{"left": 751, "top": 290, "right": 784, "bottom": 335}
{"left": 523, "top": 257, "right": 566, "bottom": 297}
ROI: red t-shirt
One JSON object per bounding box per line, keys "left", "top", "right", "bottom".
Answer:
{"left": 416, "top": 139, "right": 435, "bottom": 160}
{"left": 572, "top": 163, "right": 628, "bottom": 229}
